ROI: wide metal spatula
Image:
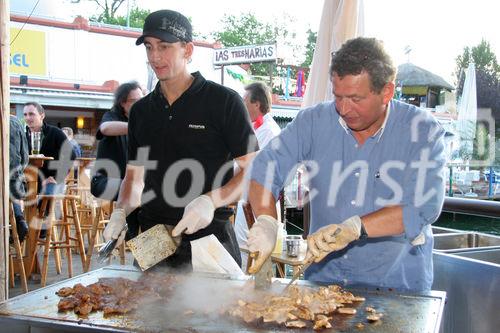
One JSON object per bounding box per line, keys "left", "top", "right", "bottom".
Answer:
{"left": 248, "top": 251, "right": 273, "bottom": 289}
{"left": 282, "top": 256, "right": 314, "bottom": 293}
{"left": 283, "top": 228, "right": 342, "bottom": 292}
{"left": 126, "top": 224, "right": 180, "bottom": 271}
{"left": 243, "top": 203, "right": 273, "bottom": 289}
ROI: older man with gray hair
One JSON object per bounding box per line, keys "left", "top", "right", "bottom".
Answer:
{"left": 235, "top": 81, "right": 281, "bottom": 270}
{"left": 246, "top": 37, "right": 446, "bottom": 292}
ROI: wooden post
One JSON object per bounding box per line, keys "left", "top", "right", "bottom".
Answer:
{"left": 0, "top": 0, "right": 11, "bottom": 301}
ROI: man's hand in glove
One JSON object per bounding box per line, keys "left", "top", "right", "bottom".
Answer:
{"left": 103, "top": 208, "right": 127, "bottom": 247}
{"left": 247, "top": 215, "right": 279, "bottom": 273}
{"left": 172, "top": 195, "right": 215, "bottom": 236}
{"left": 307, "top": 215, "right": 363, "bottom": 263}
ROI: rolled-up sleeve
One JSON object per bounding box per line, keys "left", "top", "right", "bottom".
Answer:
{"left": 402, "top": 119, "right": 446, "bottom": 241}
{"left": 250, "top": 107, "right": 314, "bottom": 199}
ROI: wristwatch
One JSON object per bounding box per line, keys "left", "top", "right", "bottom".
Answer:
{"left": 359, "top": 222, "right": 369, "bottom": 240}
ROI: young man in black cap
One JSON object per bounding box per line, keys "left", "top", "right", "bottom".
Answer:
{"left": 103, "top": 10, "right": 258, "bottom": 269}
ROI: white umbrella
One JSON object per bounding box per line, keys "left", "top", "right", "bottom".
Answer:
{"left": 457, "top": 62, "right": 477, "bottom": 156}
{"left": 302, "top": 0, "right": 365, "bottom": 107}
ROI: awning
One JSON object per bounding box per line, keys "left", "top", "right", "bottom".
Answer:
{"left": 10, "top": 85, "right": 113, "bottom": 109}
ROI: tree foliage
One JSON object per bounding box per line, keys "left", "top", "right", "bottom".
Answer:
{"left": 72, "top": 0, "right": 149, "bottom": 28}
{"left": 212, "top": 13, "right": 275, "bottom": 47}
{"left": 211, "top": 12, "right": 299, "bottom": 76}
{"left": 73, "top": 0, "right": 125, "bottom": 23}
{"left": 94, "top": 7, "right": 150, "bottom": 28}
{"left": 301, "top": 29, "right": 317, "bottom": 68}
{"left": 454, "top": 40, "right": 500, "bottom": 91}
{"left": 455, "top": 40, "right": 500, "bottom": 116}
{"left": 454, "top": 40, "right": 500, "bottom": 162}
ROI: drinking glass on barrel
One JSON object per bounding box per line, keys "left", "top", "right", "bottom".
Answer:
{"left": 31, "top": 131, "right": 41, "bottom": 155}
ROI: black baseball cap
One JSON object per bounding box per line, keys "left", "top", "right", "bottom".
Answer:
{"left": 136, "top": 10, "right": 192, "bottom": 45}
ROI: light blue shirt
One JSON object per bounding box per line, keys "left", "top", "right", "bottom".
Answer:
{"left": 250, "top": 99, "right": 446, "bottom": 292}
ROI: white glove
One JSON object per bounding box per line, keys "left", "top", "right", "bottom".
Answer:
{"left": 307, "top": 215, "right": 362, "bottom": 263}
{"left": 172, "top": 195, "right": 215, "bottom": 236}
{"left": 247, "top": 215, "right": 279, "bottom": 274}
{"left": 103, "top": 208, "right": 127, "bottom": 247}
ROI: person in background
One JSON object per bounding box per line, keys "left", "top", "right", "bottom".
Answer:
{"left": 62, "top": 127, "right": 82, "bottom": 158}
{"left": 102, "top": 9, "right": 257, "bottom": 269}
{"left": 234, "top": 82, "right": 281, "bottom": 269}
{"left": 246, "top": 37, "right": 446, "bottom": 292}
{"left": 91, "top": 81, "right": 143, "bottom": 238}
{"left": 9, "top": 115, "right": 29, "bottom": 242}
{"left": 23, "top": 102, "right": 75, "bottom": 195}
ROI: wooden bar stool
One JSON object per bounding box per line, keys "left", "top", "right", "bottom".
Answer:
{"left": 84, "top": 200, "right": 127, "bottom": 271}
{"left": 83, "top": 201, "right": 106, "bottom": 272}
{"left": 66, "top": 185, "right": 95, "bottom": 246}
{"left": 8, "top": 201, "right": 28, "bottom": 293}
{"left": 30, "top": 194, "right": 87, "bottom": 287}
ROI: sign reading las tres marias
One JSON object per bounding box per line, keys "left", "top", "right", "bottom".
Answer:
{"left": 213, "top": 43, "right": 277, "bottom": 66}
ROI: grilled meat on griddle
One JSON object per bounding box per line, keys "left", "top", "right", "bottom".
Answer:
{"left": 228, "top": 284, "right": 366, "bottom": 330}
{"left": 56, "top": 274, "right": 177, "bottom": 318}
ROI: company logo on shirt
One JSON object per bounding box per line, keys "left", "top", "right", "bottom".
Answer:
{"left": 188, "top": 124, "right": 205, "bottom": 130}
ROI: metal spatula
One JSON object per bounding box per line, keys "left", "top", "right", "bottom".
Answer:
{"left": 248, "top": 251, "right": 273, "bottom": 289}
{"left": 242, "top": 203, "right": 273, "bottom": 289}
{"left": 283, "top": 228, "right": 342, "bottom": 292}
{"left": 97, "top": 224, "right": 128, "bottom": 263}
{"left": 126, "top": 224, "right": 180, "bottom": 271}
{"left": 282, "top": 256, "right": 314, "bottom": 292}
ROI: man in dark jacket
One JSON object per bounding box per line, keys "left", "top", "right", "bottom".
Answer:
{"left": 9, "top": 115, "right": 29, "bottom": 242}
{"left": 23, "top": 102, "right": 75, "bottom": 195}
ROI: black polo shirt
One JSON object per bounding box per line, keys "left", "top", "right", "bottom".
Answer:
{"left": 128, "top": 72, "right": 258, "bottom": 225}
{"left": 94, "top": 107, "right": 128, "bottom": 179}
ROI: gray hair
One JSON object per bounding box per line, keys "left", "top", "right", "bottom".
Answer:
{"left": 244, "top": 82, "right": 272, "bottom": 114}
{"left": 61, "top": 127, "right": 73, "bottom": 137}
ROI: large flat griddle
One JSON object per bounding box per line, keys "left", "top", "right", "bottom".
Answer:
{"left": 0, "top": 265, "right": 445, "bottom": 332}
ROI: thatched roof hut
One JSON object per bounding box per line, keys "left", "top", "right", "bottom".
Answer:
{"left": 395, "top": 63, "right": 454, "bottom": 108}
{"left": 396, "top": 63, "right": 453, "bottom": 90}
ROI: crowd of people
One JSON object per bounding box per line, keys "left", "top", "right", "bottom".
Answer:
{"left": 9, "top": 9, "right": 446, "bottom": 293}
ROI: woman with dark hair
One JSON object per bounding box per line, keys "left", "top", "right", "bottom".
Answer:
{"left": 91, "top": 81, "right": 143, "bottom": 238}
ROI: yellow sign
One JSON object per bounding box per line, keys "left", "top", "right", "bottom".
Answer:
{"left": 10, "top": 28, "right": 46, "bottom": 76}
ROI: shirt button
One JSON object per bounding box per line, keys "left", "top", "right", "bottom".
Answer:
{"left": 350, "top": 200, "right": 356, "bottom": 205}
{"left": 354, "top": 172, "right": 360, "bottom": 177}
{"left": 354, "top": 143, "right": 359, "bottom": 148}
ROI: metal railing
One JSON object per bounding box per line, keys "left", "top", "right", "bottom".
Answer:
{"left": 442, "top": 197, "right": 500, "bottom": 219}
{"left": 446, "top": 164, "right": 499, "bottom": 199}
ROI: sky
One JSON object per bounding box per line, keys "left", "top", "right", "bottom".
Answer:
{"left": 11, "top": 0, "right": 500, "bottom": 85}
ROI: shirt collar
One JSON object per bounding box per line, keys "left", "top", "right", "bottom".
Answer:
{"left": 253, "top": 114, "right": 264, "bottom": 130}
{"left": 152, "top": 71, "right": 205, "bottom": 102}
{"left": 263, "top": 113, "right": 274, "bottom": 122}
{"left": 373, "top": 102, "right": 391, "bottom": 142}
{"left": 337, "top": 102, "right": 391, "bottom": 142}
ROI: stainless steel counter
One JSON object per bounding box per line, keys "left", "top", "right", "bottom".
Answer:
{"left": 433, "top": 232, "right": 500, "bottom": 253}
{"left": 0, "top": 266, "right": 445, "bottom": 333}
{"left": 433, "top": 250, "right": 500, "bottom": 333}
